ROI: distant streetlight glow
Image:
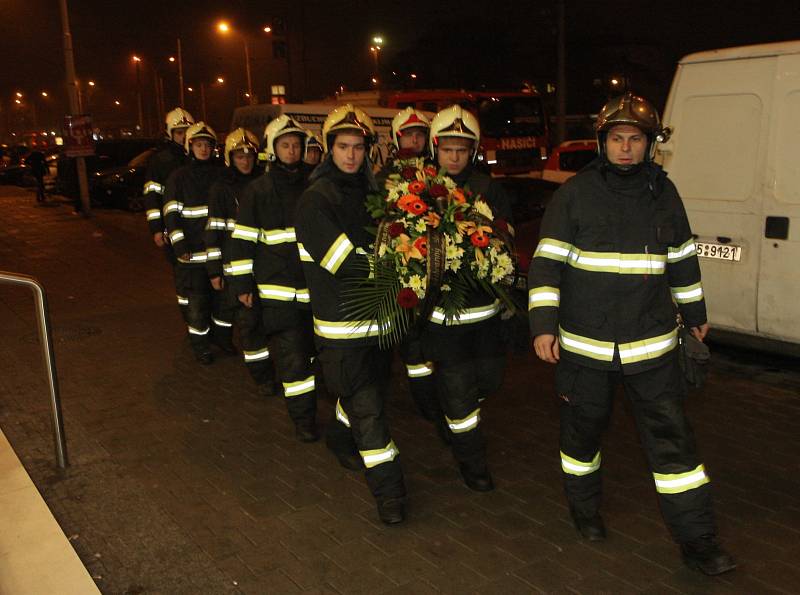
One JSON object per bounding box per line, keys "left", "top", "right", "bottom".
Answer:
{"left": 263, "top": 26, "right": 272, "bottom": 33}
{"left": 373, "top": 36, "right": 383, "bottom": 46}
{"left": 88, "top": 81, "right": 95, "bottom": 87}
{"left": 410, "top": 73, "right": 417, "bottom": 79}
{"left": 15, "top": 91, "right": 23, "bottom": 98}
{"left": 41, "top": 91, "right": 49, "bottom": 97}
{"left": 132, "top": 55, "right": 141, "bottom": 63}
{"left": 217, "top": 21, "right": 230, "bottom": 33}
{"left": 610, "top": 78, "right": 620, "bottom": 86}
{"left": 169, "top": 56, "right": 176, "bottom": 63}
{"left": 187, "top": 86, "right": 194, "bottom": 92}
{"left": 114, "top": 100, "right": 121, "bottom": 105}
{"left": 14, "top": 99, "right": 21, "bottom": 104}
{"left": 217, "top": 77, "right": 225, "bottom": 84}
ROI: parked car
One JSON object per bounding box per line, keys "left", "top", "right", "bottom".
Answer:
{"left": 55, "top": 138, "right": 160, "bottom": 199}
{"left": 90, "top": 147, "right": 157, "bottom": 211}
{"left": 541, "top": 139, "right": 597, "bottom": 184}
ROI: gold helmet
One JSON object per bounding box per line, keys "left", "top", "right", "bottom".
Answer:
{"left": 263, "top": 115, "right": 307, "bottom": 162}
{"left": 223, "top": 128, "right": 259, "bottom": 167}
{"left": 184, "top": 121, "right": 217, "bottom": 154}
{"left": 429, "top": 104, "right": 481, "bottom": 159}
{"left": 595, "top": 92, "right": 662, "bottom": 160}
{"left": 165, "top": 107, "right": 195, "bottom": 138}
{"left": 321, "top": 104, "right": 376, "bottom": 152}
{"left": 390, "top": 107, "right": 430, "bottom": 150}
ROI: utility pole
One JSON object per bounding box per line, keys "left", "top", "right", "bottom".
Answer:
{"left": 58, "top": 0, "right": 90, "bottom": 215}
{"left": 177, "top": 38, "right": 185, "bottom": 107}
{"left": 555, "top": 0, "right": 567, "bottom": 145}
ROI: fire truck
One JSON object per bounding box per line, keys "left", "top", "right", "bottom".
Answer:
{"left": 381, "top": 89, "right": 550, "bottom": 176}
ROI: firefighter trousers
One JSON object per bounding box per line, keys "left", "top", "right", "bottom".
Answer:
{"left": 175, "top": 265, "right": 235, "bottom": 356}
{"left": 262, "top": 307, "right": 316, "bottom": 424}
{"left": 423, "top": 319, "right": 506, "bottom": 472}
{"left": 319, "top": 345, "right": 406, "bottom": 502}
{"left": 556, "top": 354, "right": 716, "bottom": 544}
{"left": 234, "top": 298, "right": 274, "bottom": 386}
{"left": 398, "top": 334, "right": 443, "bottom": 423}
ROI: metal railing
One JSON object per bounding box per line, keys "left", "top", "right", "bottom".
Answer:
{"left": 0, "top": 271, "right": 68, "bottom": 469}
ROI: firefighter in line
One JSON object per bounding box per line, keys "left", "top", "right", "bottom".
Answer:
{"left": 163, "top": 122, "right": 231, "bottom": 365}
{"left": 229, "top": 116, "right": 319, "bottom": 442}
{"left": 144, "top": 108, "right": 194, "bottom": 314}
{"left": 204, "top": 128, "right": 277, "bottom": 396}
{"left": 379, "top": 107, "right": 448, "bottom": 443}
{"left": 528, "top": 92, "right": 735, "bottom": 575}
{"left": 420, "top": 105, "right": 514, "bottom": 492}
{"left": 295, "top": 105, "right": 406, "bottom": 524}
{"left": 304, "top": 131, "right": 324, "bottom": 166}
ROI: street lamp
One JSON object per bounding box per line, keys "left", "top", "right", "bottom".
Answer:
{"left": 132, "top": 55, "right": 143, "bottom": 133}
{"left": 370, "top": 35, "right": 383, "bottom": 89}
{"left": 216, "top": 20, "right": 254, "bottom": 104}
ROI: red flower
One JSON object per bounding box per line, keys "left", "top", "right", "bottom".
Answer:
{"left": 429, "top": 183, "right": 448, "bottom": 198}
{"left": 413, "top": 236, "right": 428, "bottom": 257}
{"left": 407, "top": 199, "right": 428, "bottom": 215}
{"left": 424, "top": 165, "right": 438, "bottom": 177}
{"left": 408, "top": 180, "right": 426, "bottom": 194}
{"left": 470, "top": 231, "right": 490, "bottom": 247}
{"left": 401, "top": 166, "right": 417, "bottom": 180}
{"left": 388, "top": 222, "right": 405, "bottom": 237}
{"left": 454, "top": 211, "right": 465, "bottom": 221}
{"left": 397, "top": 288, "right": 419, "bottom": 308}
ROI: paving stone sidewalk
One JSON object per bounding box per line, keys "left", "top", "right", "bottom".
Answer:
{"left": 1, "top": 186, "right": 799, "bottom": 594}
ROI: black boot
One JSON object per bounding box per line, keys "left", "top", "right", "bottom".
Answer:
{"left": 196, "top": 351, "right": 214, "bottom": 365}
{"left": 294, "top": 419, "right": 319, "bottom": 443}
{"left": 459, "top": 463, "right": 494, "bottom": 492}
{"left": 571, "top": 510, "right": 606, "bottom": 542}
{"left": 681, "top": 534, "right": 736, "bottom": 575}
{"left": 325, "top": 438, "right": 364, "bottom": 471}
{"left": 377, "top": 497, "right": 406, "bottom": 525}
{"left": 257, "top": 380, "right": 278, "bottom": 398}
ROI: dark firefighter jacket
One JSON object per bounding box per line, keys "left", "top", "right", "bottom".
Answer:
{"left": 295, "top": 163, "right": 377, "bottom": 348}
{"left": 204, "top": 167, "right": 260, "bottom": 279}
{"left": 163, "top": 159, "right": 222, "bottom": 268}
{"left": 228, "top": 162, "right": 313, "bottom": 308}
{"left": 527, "top": 158, "right": 706, "bottom": 374}
{"left": 144, "top": 140, "right": 187, "bottom": 235}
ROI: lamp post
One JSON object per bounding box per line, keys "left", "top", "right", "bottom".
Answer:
{"left": 217, "top": 21, "right": 255, "bottom": 105}
{"left": 370, "top": 35, "right": 383, "bottom": 90}
{"left": 132, "top": 55, "right": 143, "bottom": 134}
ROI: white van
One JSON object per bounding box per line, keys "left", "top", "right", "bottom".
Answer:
{"left": 658, "top": 40, "right": 800, "bottom": 351}
{"left": 230, "top": 103, "right": 425, "bottom": 169}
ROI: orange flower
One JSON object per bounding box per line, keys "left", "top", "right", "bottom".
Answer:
{"left": 423, "top": 211, "right": 441, "bottom": 228}
{"left": 408, "top": 180, "right": 426, "bottom": 194}
{"left": 451, "top": 189, "right": 466, "bottom": 204}
{"left": 413, "top": 236, "right": 428, "bottom": 257}
{"left": 395, "top": 234, "right": 423, "bottom": 263}
{"left": 407, "top": 199, "right": 428, "bottom": 215}
{"left": 397, "top": 194, "right": 418, "bottom": 209}
{"left": 469, "top": 224, "right": 493, "bottom": 248}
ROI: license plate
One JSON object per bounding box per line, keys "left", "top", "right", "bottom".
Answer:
{"left": 696, "top": 241, "right": 742, "bottom": 261}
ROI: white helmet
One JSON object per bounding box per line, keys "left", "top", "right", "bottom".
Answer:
{"left": 165, "top": 107, "right": 195, "bottom": 138}
{"left": 429, "top": 104, "right": 481, "bottom": 160}
{"left": 263, "top": 115, "right": 307, "bottom": 162}
{"left": 390, "top": 107, "right": 430, "bottom": 150}
{"left": 184, "top": 121, "right": 217, "bottom": 154}
{"left": 305, "top": 130, "right": 323, "bottom": 158}
{"left": 224, "top": 128, "right": 259, "bottom": 167}
{"left": 321, "top": 104, "right": 376, "bottom": 152}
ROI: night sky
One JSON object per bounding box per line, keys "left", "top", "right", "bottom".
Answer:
{"left": 1, "top": 0, "right": 798, "bottom": 137}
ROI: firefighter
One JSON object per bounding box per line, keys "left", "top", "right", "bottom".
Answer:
{"left": 295, "top": 104, "right": 406, "bottom": 524}
{"left": 163, "top": 122, "right": 228, "bottom": 364}
{"left": 304, "top": 131, "right": 324, "bottom": 166}
{"left": 423, "top": 104, "right": 514, "bottom": 492}
{"left": 205, "top": 128, "right": 277, "bottom": 396}
{"left": 144, "top": 108, "right": 195, "bottom": 313}
{"left": 378, "top": 107, "right": 449, "bottom": 442}
{"left": 229, "top": 116, "right": 318, "bottom": 441}
{"left": 528, "top": 92, "right": 735, "bottom": 575}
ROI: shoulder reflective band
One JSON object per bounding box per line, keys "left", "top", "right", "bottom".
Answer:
{"left": 653, "top": 464, "right": 709, "bottom": 494}
{"left": 232, "top": 224, "right": 259, "bottom": 242}
{"left": 321, "top": 233, "right": 354, "bottom": 274}
{"left": 295, "top": 288, "right": 311, "bottom": 303}
{"left": 446, "top": 408, "right": 480, "bottom": 434}
{"left": 528, "top": 286, "right": 560, "bottom": 309}
{"left": 169, "top": 229, "right": 185, "bottom": 243}
{"left": 259, "top": 227, "right": 297, "bottom": 245}
{"left": 146, "top": 209, "right": 161, "bottom": 221}
{"left": 283, "top": 374, "right": 315, "bottom": 397}
{"left": 257, "top": 284, "right": 297, "bottom": 301}
{"left": 429, "top": 300, "right": 500, "bottom": 325}
{"left": 163, "top": 200, "right": 182, "bottom": 215}
{"left": 227, "top": 259, "right": 253, "bottom": 275}
{"left": 206, "top": 217, "right": 227, "bottom": 230}
{"left": 406, "top": 362, "right": 434, "bottom": 378}
{"left": 618, "top": 328, "right": 678, "bottom": 365}
{"left": 558, "top": 327, "right": 615, "bottom": 362}
{"left": 534, "top": 238, "right": 574, "bottom": 262}
{"left": 181, "top": 205, "right": 209, "bottom": 219}
{"left": 144, "top": 180, "right": 164, "bottom": 194}
{"left": 359, "top": 440, "right": 399, "bottom": 468}
{"left": 176, "top": 295, "right": 189, "bottom": 305}
{"left": 560, "top": 451, "right": 601, "bottom": 476}
{"left": 206, "top": 247, "right": 222, "bottom": 261}
{"left": 243, "top": 346, "right": 270, "bottom": 362}
{"left": 335, "top": 399, "right": 351, "bottom": 428}
{"left": 667, "top": 239, "right": 697, "bottom": 263}
{"left": 313, "top": 317, "right": 387, "bottom": 339}
{"left": 297, "top": 243, "right": 314, "bottom": 262}
{"left": 671, "top": 282, "right": 703, "bottom": 304}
